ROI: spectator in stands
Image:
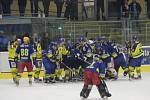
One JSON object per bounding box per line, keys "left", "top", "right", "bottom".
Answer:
{"left": 64, "top": 0, "right": 78, "bottom": 20}
{"left": 117, "top": 0, "right": 123, "bottom": 20}
{"left": 83, "top": 0, "right": 94, "bottom": 19}
{"left": 129, "top": 0, "right": 141, "bottom": 20}
{"left": 30, "top": 0, "right": 39, "bottom": 17}
{"left": 116, "top": 0, "right": 121, "bottom": 20}
{"left": 121, "top": 0, "right": 129, "bottom": 19}
{"left": 18, "top": 0, "right": 27, "bottom": 16}
{"left": 96, "top": 0, "right": 105, "bottom": 20}
{"left": 0, "top": 35, "right": 9, "bottom": 52}
{"left": 42, "top": 0, "right": 51, "bottom": 17}
{"left": 54, "top": 0, "right": 64, "bottom": 17}
{"left": 41, "top": 32, "right": 50, "bottom": 50}
{"left": 145, "top": 0, "right": 150, "bottom": 19}
{"left": 0, "top": 0, "right": 2, "bottom": 15}
{"left": 1, "top": 0, "right": 12, "bottom": 16}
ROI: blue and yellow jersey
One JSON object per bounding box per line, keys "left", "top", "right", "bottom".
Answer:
{"left": 131, "top": 42, "right": 143, "bottom": 58}
{"left": 85, "top": 61, "right": 106, "bottom": 77}
{"left": 56, "top": 45, "right": 68, "bottom": 55}
{"left": 16, "top": 43, "right": 34, "bottom": 62}
{"left": 36, "top": 43, "right": 42, "bottom": 60}
{"left": 47, "top": 47, "right": 56, "bottom": 58}
{"left": 8, "top": 44, "right": 17, "bottom": 61}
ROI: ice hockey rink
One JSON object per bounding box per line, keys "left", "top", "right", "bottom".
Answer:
{"left": 0, "top": 73, "right": 150, "bottom": 100}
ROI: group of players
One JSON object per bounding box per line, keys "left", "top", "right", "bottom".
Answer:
{"left": 8, "top": 34, "right": 143, "bottom": 99}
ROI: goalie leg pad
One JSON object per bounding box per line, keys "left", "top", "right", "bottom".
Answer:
{"left": 96, "top": 80, "right": 111, "bottom": 98}
{"left": 80, "top": 84, "right": 92, "bottom": 98}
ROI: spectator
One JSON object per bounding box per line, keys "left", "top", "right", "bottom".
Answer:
{"left": 116, "top": 0, "right": 121, "bottom": 19}
{"left": 145, "top": 0, "right": 150, "bottom": 19}
{"left": 1, "top": 0, "right": 12, "bottom": 16}
{"left": 0, "top": 35, "right": 9, "bottom": 51}
{"left": 64, "top": 0, "right": 78, "bottom": 20}
{"left": 0, "top": 0, "right": 2, "bottom": 15}
{"left": 54, "top": 0, "right": 64, "bottom": 17}
{"left": 121, "top": 0, "right": 129, "bottom": 18}
{"left": 18, "top": 0, "right": 27, "bottom": 16}
{"left": 129, "top": 0, "right": 141, "bottom": 20}
{"left": 41, "top": 32, "right": 50, "bottom": 50}
{"left": 30, "top": 0, "right": 39, "bottom": 17}
{"left": 117, "top": 0, "right": 123, "bottom": 20}
{"left": 96, "top": 0, "right": 105, "bottom": 20}
{"left": 121, "top": 0, "right": 129, "bottom": 39}
{"left": 83, "top": 0, "right": 94, "bottom": 19}
{"left": 42, "top": 0, "right": 51, "bottom": 17}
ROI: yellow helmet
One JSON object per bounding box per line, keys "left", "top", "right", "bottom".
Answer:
{"left": 23, "top": 37, "right": 30, "bottom": 44}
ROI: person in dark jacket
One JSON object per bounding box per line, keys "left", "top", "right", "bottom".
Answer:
{"left": 54, "top": 0, "right": 64, "bottom": 17}
{"left": 129, "top": 0, "right": 141, "bottom": 20}
{"left": 121, "top": 0, "right": 129, "bottom": 18}
{"left": 41, "top": 32, "right": 50, "bottom": 50}
{"left": 30, "top": 0, "right": 39, "bottom": 17}
{"left": 42, "top": 0, "right": 51, "bottom": 17}
{"left": 96, "top": 0, "right": 105, "bottom": 20}
{"left": 64, "top": 0, "right": 78, "bottom": 20}
{"left": 1, "top": 0, "right": 12, "bottom": 16}
{"left": 18, "top": 0, "right": 27, "bottom": 16}
{"left": 0, "top": 0, "right": 2, "bottom": 15}
{"left": 145, "top": 0, "right": 150, "bottom": 19}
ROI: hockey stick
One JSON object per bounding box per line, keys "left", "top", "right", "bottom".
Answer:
{"left": 77, "top": 56, "right": 92, "bottom": 65}
{"left": 59, "top": 61, "right": 73, "bottom": 72}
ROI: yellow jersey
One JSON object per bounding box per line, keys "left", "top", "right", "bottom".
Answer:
{"left": 131, "top": 42, "right": 143, "bottom": 58}
{"left": 8, "top": 45, "right": 17, "bottom": 61}
{"left": 56, "top": 45, "right": 68, "bottom": 55}
{"left": 36, "top": 43, "right": 42, "bottom": 59}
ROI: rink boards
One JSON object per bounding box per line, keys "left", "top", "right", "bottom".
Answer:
{"left": 0, "top": 66, "right": 150, "bottom": 79}
{"left": 0, "top": 46, "right": 150, "bottom": 79}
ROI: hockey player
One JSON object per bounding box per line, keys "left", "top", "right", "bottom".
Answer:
{"left": 80, "top": 54, "right": 111, "bottom": 99}
{"left": 42, "top": 49, "right": 56, "bottom": 83}
{"left": 96, "top": 40, "right": 117, "bottom": 80}
{"left": 128, "top": 36, "right": 143, "bottom": 80}
{"left": 111, "top": 44, "right": 129, "bottom": 78}
{"left": 15, "top": 37, "right": 35, "bottom": 86}
{"left": 8, "top": 40, "right": 18, "bottom": 83}
{"left": 55, "top": 39, "right": 69, "bottom": 81}
{"left": 33, "top": 41, "right": 43, "bottom": 82}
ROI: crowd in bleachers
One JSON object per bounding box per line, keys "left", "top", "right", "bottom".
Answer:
{"left": 0, "top": 0, "right": 149, "bottom": 52}
{"left": 0, "top": 0, "right": 150, "bottom": 20}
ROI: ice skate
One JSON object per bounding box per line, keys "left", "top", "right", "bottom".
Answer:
{"left": 106, "top": 92, "right": 112, "bottom": 97}
{"left": 129, "top": 74, "right": 135, "bottom": 81}
{"left": 135, "top": 75, "right": 142, "bottom": 80}
{"left": 34, "top": 78, "right": 42, "bottom": 83}
{"left": 80, "top": 91, "right": 88, "bottom": 99}
{"left": 15, "top": 80, "right": 19, "bottom": 86}
{"left": 29, "top": 78, "right": 32, "bottom": 86}
{"left": 49, "top": 78, "right": 56, "bottom": 83}
{"left": 13, "top": 78, "right": 16, "bottom": 83}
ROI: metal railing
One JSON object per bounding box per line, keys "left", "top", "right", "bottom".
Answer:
{"left": 0, "top": 18, "right": 150, "bottom": 51}
{"left": 64, "top": 20, "right": 150, "bottom": 45}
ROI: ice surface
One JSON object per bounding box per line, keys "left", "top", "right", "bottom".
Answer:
{"left": 0, "top": 73, "right": 150, "bottom": 100}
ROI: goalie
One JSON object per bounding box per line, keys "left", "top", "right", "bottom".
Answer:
{"left": 80, "top": 54, "right": 111, "bottom": 99}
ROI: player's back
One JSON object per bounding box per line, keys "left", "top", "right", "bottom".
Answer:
{"left": 86, "top": 61, "right": 105, "bottom": 76}
{"left": 131, "top": 42, "right": 143, "bottom": 58}
{"left": 16, "top": 43, "right": 34, "bottom": 62}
